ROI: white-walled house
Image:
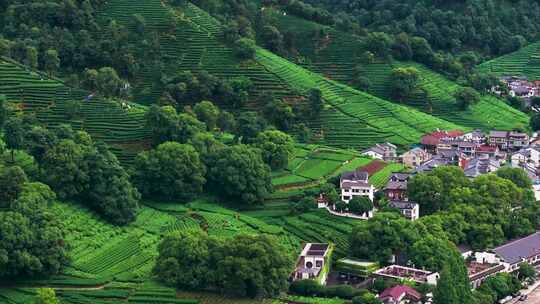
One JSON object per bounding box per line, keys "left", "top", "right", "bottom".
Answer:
{"left": 511, "top": 145, "right": 540, "bottom": 167}
{"left": 340, "top": 170, "right": 375, "bottom": 203}
{"left": 292, "top": 243, "right": 332, "bottom": 284}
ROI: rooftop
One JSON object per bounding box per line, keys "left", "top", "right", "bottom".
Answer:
{"left": 467, "top": 261, "right": 505, "bottom": 281}
{"left": 389, "top": 200, "right": 418, "bottom": 210}
{"left": 490, "top": 130, "right": 509, "bottom": 138}
{"left": 379, "top": 285, "right": 422, "bottom": 302}
{"left": 341, "top": 170, "right": 369, "bottom": 182}
{"left": 301, "top": 243, "right": 330, "bottom": 257}
{"left": 493, "top": 232, "right": 540, "bottom": 265}
{"left": 374, "top": 265, "right": 436, "bottom": 283}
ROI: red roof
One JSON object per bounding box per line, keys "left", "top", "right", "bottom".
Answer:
{"left": 379, "top": 285, "right": 422, "bottom": 302}
{"left": 421, "top": 130, "right": 464, "bottom": 146}
{"left": 476, "top": 145, "right": 497, "bottom": 152}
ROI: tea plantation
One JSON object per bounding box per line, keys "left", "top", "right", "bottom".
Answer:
{"left": 477, "top": 41, "right": 540, "bottom": 80}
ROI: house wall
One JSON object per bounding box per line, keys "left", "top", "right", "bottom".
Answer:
{"left": 341, "top": 185, "right": 374, "bottom": 203}
{"left": 362, "top": 151, "right": 383, "bottom": 160}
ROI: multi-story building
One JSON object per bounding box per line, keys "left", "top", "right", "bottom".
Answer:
{"left": 340, "top": 170, "right": 375, "bottom": 203}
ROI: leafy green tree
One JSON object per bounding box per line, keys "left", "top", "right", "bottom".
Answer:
{"left": 366, "top": 32, "right": 392, "bottom": 59}
{"left": 0, "top": 38, "right": 10, "bottom": 57}
{"left": 82, "top": 68, "right": 99, "bottom": 91}
{"left": 407, "top": 173, "right": 443, "bottom": 215}
{"left": 308, "top": 88, "right": 324, "bottom": 118}
{"left": 262, "top": 25, "right": 283, "bottom": 53}
{"left": 24, "top": 126, "right": 58, "bottom": 163}
{"left": 4, "top": 117, "right": 25, "bottom": 161}
{"left": 234, "top": 38, "right": 256, "bottom": 60}
{"left": 292, "top": 197, "right": 316, "bottom": 214}
{"left": 193, "top": 100, "right": 219, "bottom": 131}
{"left": 217, "top": 110, "right": 236, "bottom": 132}
{"left": 25, "top": 46, "right": 38, "bottom": 69}
{"left": 348, "top": 196, "right": 373, "bottom": 215}
{"left": 207, "top": 145, "right": 272, "bottom": 205}
{"left": 390, "top": 67, "right": 420, "bottom": 102}
{"left": 496, "top": 167, "right": 532, "bottom": 189}
{"left": 518, "top": 263, "right": 536, "bottom": 281}
{"left": 145, "top": 105, "right": 180, "bottom": 145}
{"left": 409, "top": 235, "right": 459, "bottom": 272}
{"left": 84, "top": 143, "right": 140, "bottom": 225}
{"left": 155, "top": 232, "right": 291, "bottom": 298}
{"left": 133, "top": 142, "right": 206, "bottom": 200}
{"left": 454, "top": 87, "right": 480, "bottom": 109}
{"left": 253, "top": 130, "right": 294, "bottom": 170}
{"left": 65, "top": 100, "right": 82, "bottom": 119}
{"left": 0, "top": 166, "right": 28, "bottom": 207}
{"left": 131, "top": 14, "right": 146, "bottom": 35}
{"left": 214, "top": 234, "right": 292, "bottom": 298}
{"left": 477, "top": 273, "right": 521, "bottom": 302}
{"left": 263, "top": 97, "right": 295, "bottom": 131}
{"left": 41, "top": 139, "right": 89, "bottom": 199}
{"left": 96, "top": 67, "right": 123, "bottom": 98}
{"left": 154, "top": 230, "right": 213, "bottom": 289}
{"left": 353, "top": 292, "right": 383, "bottom": 304}
{"left": 350, "top": 212, "right": 419, "bottom": 264}
{"left": 0, "top": 182, "right": 68, "bottom": 279}
{"left": 44, "top": 49, "right": 60, "bottom": 76}
{"left": 33, "top": 288, "right": 59, "bottom": 304}
{"left": 235, "top": 111, "right": 267, "bottom": 143}
{"left": 433, "top": 254, "right": 473, "bottom": 304}
{"left": 392, "top": 32, "right": 413, "bottom": 60}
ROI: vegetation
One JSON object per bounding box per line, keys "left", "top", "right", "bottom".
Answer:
{"left": 154, "top": 230, "right": 292, "bottom": 298}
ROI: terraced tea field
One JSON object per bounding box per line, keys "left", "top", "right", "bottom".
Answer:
{"left": 270, "top": 11, "right": 529, "bottom": 131}
{"left": 477, "top": 41, "right": 540, "bottom": 80}
{"left": 0, "top": 58, "right": 151, "bottom": 164}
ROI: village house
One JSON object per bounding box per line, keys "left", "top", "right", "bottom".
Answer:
{"left": 420, "top": 130, "right": 464, "bottom": 153}
{"left": 400, "top": 147, "right": 431, "bottom": 167}
{"left": 462, "top": 251, "right": 506, "bottom": 289}
{"left": 412, "top": 156, "right": 454, "bottom": 174}
{"left": 488, "top": 131, "right": 530, "bottom": 151}
{"left": 488, "top": 131, "right": 510, "bottom": 150}
{"left": 509, "top": 131, "right": 530, "bottom": 150}
{"left": 373, "top": 265, "right": 439, "bottom": 285}
{"left": 361, "top": 143, "right": 398, "bottom": 161}
{"left": 384, "top": 172, "right": 411, "bottom": 201}
{"left": 437, "top": 139, "right": 477, "bottom": 157}
{"left": 378, "top": 285, "right": 423, "bottom": 304}
{"left": 495, "top": 76, "right": 539, "bottom": 100}
{"left": 492, "top": 232, "right": 540, "bottom": 273}
{"left": 476, "top": 145, "right": 504, "bottom": 159}
{"left": 461, "top": 129, "right": 486, "bottom": 144}
{"left": 292, "top": 243, "right": 332, "bottom": 284}
{"left": 463, "top": 156, "right": 501, "bottom": 178}
{"left": 511, "top": 145, "right": 540, "bottom": 167}
{"left": 340, "top": 170, "right": 375, "bottom": 203}
{"left": 388, "top": 201, "right": 420, "bottom": 221}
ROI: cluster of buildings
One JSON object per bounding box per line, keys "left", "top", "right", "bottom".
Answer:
{"left": 492, "top": 75, "right": 540, "bottom": 100}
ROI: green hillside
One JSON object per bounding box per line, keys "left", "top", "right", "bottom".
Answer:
{"left": 268, "top": 10, "right": 529, "bottom": 131}
{"left": 477, "top": 41, "right": 540, "bottom": 80}
{"left": 0, "top": 57, "right": 150, "bottom": 164}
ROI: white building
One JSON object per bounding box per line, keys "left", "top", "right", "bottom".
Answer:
{"left": 361, "top": 143, "right": 397, "bottom": 161}
{"left": 292, "top": 243, "right": 331, "bottom": 284}
{"left": 511, "top": 146, "right": 540, "bottom": 167}
{"left": 388, "top": 201, "right": 420, "bottom": 221}
{"left": 340, "top": 170, "right": 375, "bottom": 203}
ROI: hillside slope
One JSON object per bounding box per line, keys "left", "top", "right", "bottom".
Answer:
{"left": 477, "top": 41, "right": 540, "bottom": 80}
{"left": 99, "top": 0, "right": 464, "bottom": 149}
{"left": 0, "top": 57, "right": 150, "bottom": 163}
{"left": 269, "top": 10, "right": 529, "bottom": 131}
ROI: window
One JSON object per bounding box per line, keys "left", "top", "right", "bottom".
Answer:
{"left": 344, "top": 189, "right": 350, "bottom": 192}
{"left": 353, "top": 189, "right": 359, "bottom": 193}
{"left": 316, "top": 260, "right": 323, "bottom": 268}
{"left": 343, "top": 196, "right": 350, "bottom": 200}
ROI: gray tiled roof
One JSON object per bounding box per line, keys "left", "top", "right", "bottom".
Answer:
{"left": 389, "top": 201, "right": 418, "bottom": 210}
{"left": 493, "top": 232, "right": 540, "bottom": 264}
{"left": 490, "top": 131, "right": 508, "bottom": 138}
{"left": 341, "top": 170, "right": 368, "bottom": 182}
{"left": 464, "top": 157, "right": 500, "bottom": 177}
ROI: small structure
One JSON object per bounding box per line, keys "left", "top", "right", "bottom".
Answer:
{"left": 292, "top": 243, "right": 333, "bottom": 284}
{"left": 340, "top": 170, "right": 375, "bottom": 203}
{"left": 511, "top": 145, "right": 540, "bottom": 167}
{"left": 401, "top": 147, "right": 432, "bottom": 167}
{"left": 508, "top": 131, "right": 530, "bottom": 150}
{"left": 334, "top": 258, "right": 379, "bottom": 280}
{"left": 361, "top": 143, "right": 398, "bottom": 161}
{"left": 420, "top": 130, "right": 464, "bottom": 153}
{"left": 388, "top": 200, "right": 420, "bottom": 221}
{"left": 412, "top": 156, "right": 453, "bottom": 174}
{"left": 461, "top": 129, "right": 485, "bottom": 144}
{"left": 489, "top": 131, "right": 510, "bottom": 150}
{"left": 384, "top": 173, "right": 411, "bottom": 201}
{"left": 373, "top": 265, "right": 439, "bottom": 285}
{"left": 463, "top": 156, "right": 500, "bottom": 178}
{"left": 492, "top": 231, "right": 540, "bottom": 273}
{"left": 378, "top": 285, "right": 423, "bottom": 304}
